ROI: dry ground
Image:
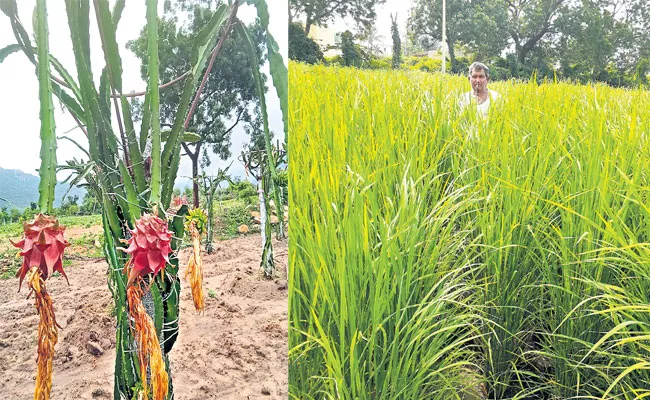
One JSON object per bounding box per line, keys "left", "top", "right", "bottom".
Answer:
{"left": 0, "top": 232, "right": 288, "bottom": 400}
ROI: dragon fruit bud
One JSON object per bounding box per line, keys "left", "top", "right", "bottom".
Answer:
{"left": 11, "top": 214, "right": 70, "bottom": 291}
{"left": 121, "top": 213, "right": 173, "bottom": 286}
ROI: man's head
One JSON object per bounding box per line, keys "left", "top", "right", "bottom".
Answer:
{"left": 468, "top": 62, "right": 490, "bottom": 95}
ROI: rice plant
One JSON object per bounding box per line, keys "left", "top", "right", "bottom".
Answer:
{"left": 289, "top": 63, "right": 650, "bottom": 399}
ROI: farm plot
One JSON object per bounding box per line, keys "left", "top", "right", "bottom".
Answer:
{"left": 289, "top": 63, "right": 650, "bottom": 399}
{"left": 0, "top": 223, "right": 288, "bottom": 400}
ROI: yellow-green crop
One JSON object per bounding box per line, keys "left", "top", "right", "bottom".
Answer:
{"left": 289, "top": 62, "right": 650, "bottom": 399}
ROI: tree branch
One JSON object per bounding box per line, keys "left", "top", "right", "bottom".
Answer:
{"left": 224, "top": 108, "right": 245, "bottom": 135}
{"left": 184, "top": 0, "right": 240, "bottom": 130}
{"left": 181, "top": 142, "right": 195, "bottom": 158}
{"left": 319, "top": 0, "right": 347, "bottom": 21}
{"left": 50, "top": 70, "right": 190, "bottom": 98}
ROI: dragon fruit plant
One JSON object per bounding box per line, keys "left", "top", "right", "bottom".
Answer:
{"left": 121, "top": 212, "right": 173, "bottom": 399}
{"left": 1, "top": 0, "right": 286, "bottom": 398}
{"left": 12, "top": 215, "right": 71, "bottom": 400}
{"left": 5, "top": 1, "right": 71, "bottom": 398}
{"left": 198, "top": 167, "right": 232, "bottom": 254}
{"left": 241, "top": 142, "right": 287, "bottom": 278}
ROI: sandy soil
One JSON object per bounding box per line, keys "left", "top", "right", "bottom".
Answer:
{"left": 0, "top": 233, "right": 288, "bottom": 400}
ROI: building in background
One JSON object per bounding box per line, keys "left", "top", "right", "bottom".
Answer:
{"left": 308, "top": 25, "right": 341, "bottom": 57}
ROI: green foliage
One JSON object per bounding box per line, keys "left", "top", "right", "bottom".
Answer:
{"left": 3, "top": 0, "right": 285, "bottom": 397}
{"left": 323, "top": 54, "right": 344, "bottom": 66}
{"left": 128, "top": 4, "right": 264, "bottom": 134}
{"left": 214, "top": 204, "right": 253, "bottom": 238}
{"left": 80, "top": 190, "right": 101, "bottom": 215}
{"left": 406, "top": 0, "right": 650, "bottom": 87}
{"left": 234, "top": 180, "right": 257, "bottom": 199}
{"left": 20, "top": 207, "right": 36, "bottom": 222}
{"left": 288, "top": 22, "right": 323, "bottom": 64}
{"left": 291, "top": 62, "right": 650, "bottom": 399}
{"left": 340, "top": 30, "right": 363, "bottom": 67}
{"left": 332, "top": 54, "right": 449, "bottom": 73}
{"left": 9, "top": 208, "right": 21, "bottom": 223}
{"left": 184, "top": 207, "right": 208, "bottom": 234}
{"left": 289, "top": 0, "right": 386, "bottom": 34}
{"left": 405, "top": 55, "right": 446, "bottom": 72}
{"left": 409, "top": 0, "right": 507, "bottom": 72}
{"left": 59, "top": 194, "right": 79, "bottom": 215}
{"left": 367, "top": 56, "right": 390, "bottom": 69}
{"left": 127, "top": 1, "right": 266, "bottom": 206}
{"left": 274, "top": 170, "right": 288, "bottom": 204}
{"left": 390, "top": 13, "right": 401, "bottom": 69}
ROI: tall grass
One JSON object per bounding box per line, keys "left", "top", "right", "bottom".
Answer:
{"left": 289, "top": 63, "right": 650, "bottom": 399}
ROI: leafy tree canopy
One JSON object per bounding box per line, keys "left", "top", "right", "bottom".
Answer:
{"left": 289, "top": 0, "right": 386, "bottom": 35}
{"left": 289, "top": 22, "right": 324, "bottom": 64}
{"left": 128, "top": 0, "right": 267, "bottom": 206}
{"left": 406, "top": 0, "right": 650, "bottom": 86}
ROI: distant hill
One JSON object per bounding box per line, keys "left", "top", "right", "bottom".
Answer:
{"left": 0, "top": 168, "right": 86, "bottom": 210}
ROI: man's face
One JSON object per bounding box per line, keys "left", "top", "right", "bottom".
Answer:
{"left": 469, "top": 68, "right": 488, "bottom": 93}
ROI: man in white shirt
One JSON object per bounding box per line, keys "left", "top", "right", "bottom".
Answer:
{"left": 458, "top": 62, "right": 501, "bottom": 118}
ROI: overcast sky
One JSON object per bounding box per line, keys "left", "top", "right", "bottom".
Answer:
{"left": 325, "top": 0, "right": 413, "bottom": 55}
{"left": 0, "top": 1, "right": 287, "bottom": 187}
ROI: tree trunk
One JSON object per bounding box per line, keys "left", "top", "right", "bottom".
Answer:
{"left": 192, "top": 157, "right": 199, "bottom": 208}
{"left": 517, "top": 45, "right": 527, "bottom": 64}
{"left": 184, "top": 142, "right": 202, "bottom": 209}
{"left": 517, "top": 26, "right": 549, "bottom": 64}
{"left": 447, "top": 37, "right": 458, "bottom": 73}
{"left": 305, "top": 15, "right": 313, "bottom": 35}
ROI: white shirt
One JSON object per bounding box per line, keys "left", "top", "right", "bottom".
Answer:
{"left": 458, "top": 89, "right": 501, "bottom": 118}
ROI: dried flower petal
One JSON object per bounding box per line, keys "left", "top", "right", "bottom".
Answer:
{"left": 28, "top": 267, "right": 59, "bottom": 400}
{"left": 185, "top": 221, "right": 205, "bottom": 312}
{"left": 127, "top": 282, "right": 169, "bottom": 400}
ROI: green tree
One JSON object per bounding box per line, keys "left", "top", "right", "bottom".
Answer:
{"left": 390, "top": 14, "right": 401, "bottom": 68}
{"left": 289, "top": 0, "right": 386, "bottom": 35}
{"left": 554, "top": 0, "right": 650, "bottom": 85}
{"left": 341, "top": 30, "right": 363, "bottom": 67}
{"left": 289, "top": 22, "right": 324, "bottom": 64}
{"left": 80, "top": 190, "right": 100, "bottom": 215}
{"left": 408, "top": 0, "right": 507, "bottom": 72}
{"left": 502, "top": 0, "right": 569, "bottom": 64}
{"left": 60, "top": 194, "right": 79, "bottom": 216}
{"left": 128, "top": 1, "right": 265, "bottom": 209}
{"left": 20, "top": 207, "right": 36, "bottom": 223}
{"left": 10, "top": 207, "right": 21, "bottom": 223}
